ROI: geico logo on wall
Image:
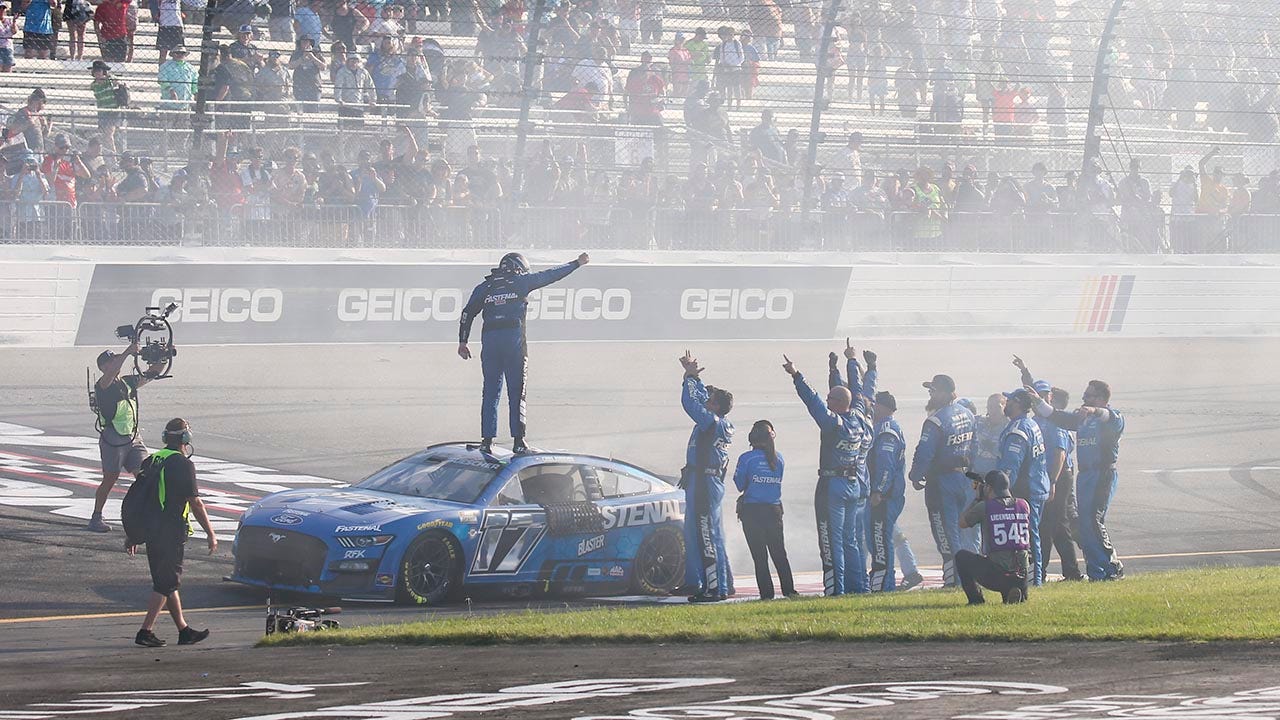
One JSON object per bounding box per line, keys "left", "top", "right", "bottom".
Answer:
{"left": 680, "top": 289, "right": 794, "bottom": 320}
{"left": 76, "top": 264, "right": 851, "bottom": 344}
{"left": 151, "top": 288, "right": 284, "bottom": 323}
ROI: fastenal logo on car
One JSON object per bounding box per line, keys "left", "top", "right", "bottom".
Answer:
{"left": 151, "top": 288, "right": 284, "bottom": 323}
{"left": 680, "top": 289, "right": 795, "bottom": 320}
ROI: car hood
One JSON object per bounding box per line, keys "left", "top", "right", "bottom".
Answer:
{"left": 247, "top": 487, "right": 472, "bottom": 528}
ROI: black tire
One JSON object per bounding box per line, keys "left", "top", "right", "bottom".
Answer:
{"left": 396, "top": 531, "right": 463, "bottom": 605}
{"left": 631, "top": 526, "right": 685, "bottom": 595}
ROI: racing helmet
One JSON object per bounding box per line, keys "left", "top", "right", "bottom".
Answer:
{"left": 497, "top": 252, "right": 531, "bottom": 276}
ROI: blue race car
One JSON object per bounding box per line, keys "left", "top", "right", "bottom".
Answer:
{"left": 230, "top": 443, "right": 687, "bottom": 604}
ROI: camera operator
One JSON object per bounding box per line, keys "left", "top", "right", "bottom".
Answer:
{"left": 956, "top": 470, "right": 1031, "bottom": 605}
{"left": 89, "top": 341, "right": 166, "bottom": 533}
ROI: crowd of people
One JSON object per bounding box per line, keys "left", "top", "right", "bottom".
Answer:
{"left": 678, "top": 345, "right": 1126, "bottom": 605}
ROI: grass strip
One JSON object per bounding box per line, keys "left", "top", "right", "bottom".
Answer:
{"left": 260, "top": 566, "right": 1280, "bottom": 647}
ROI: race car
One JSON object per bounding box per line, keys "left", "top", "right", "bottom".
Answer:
{"left": 229, "top": 442, "right": 687, "bottom": 604}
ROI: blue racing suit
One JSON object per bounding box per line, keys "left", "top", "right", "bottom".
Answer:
{"left": 971, "top": 415, "right": 1005, "bottom": 476}
{"left": 908, "top": 401, "right": 975, "bottom": 587}
{"left": 798, "top": 358, "right": 872, "bottom": 595}
{"left": 459, "top": 259, "right": 583, "bottom": 440}
{"left": 680, "top": 376, "right": 733, "bottom": 598}
{"left": 997, "top": 414, "right": 1049, "bottom": 586}
{"left": 1044, "top": 405, "right": 1125, "bottom": 580}
{"left": 867, "top": 415, "right": 906, "bottom": 591}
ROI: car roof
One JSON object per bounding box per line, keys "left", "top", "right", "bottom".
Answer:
{"left": 421, "top": 441, "right": 666, "bottom": 480}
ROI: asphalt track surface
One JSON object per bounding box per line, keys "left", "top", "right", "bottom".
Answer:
{"left": 1, "top": 337, "right": 1279, "bottom": 716}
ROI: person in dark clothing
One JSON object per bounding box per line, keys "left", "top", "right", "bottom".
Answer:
{"left": 89, "top": 342, "right": 167, "bottom": 533}
{"left": 956, "top": 470, "right": 1031, "bottom": 605}
{"left": 458, "top": 252, "right": 590, "bottom": 453}
{"left": 733, "top": 420, "right": 795, "bottom": 599}
{"left": 128, "top": 418, "right": 217, "bottom": 647}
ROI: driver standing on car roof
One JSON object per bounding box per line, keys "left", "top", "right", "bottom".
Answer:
{"left": 458, "top": 251, "right": 590, "bottom": 455}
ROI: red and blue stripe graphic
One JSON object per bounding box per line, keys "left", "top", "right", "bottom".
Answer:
{"left": 1076, "top": 274, "right": 1135, "bottom": 333}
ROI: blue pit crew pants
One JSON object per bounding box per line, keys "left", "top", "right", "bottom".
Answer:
{"left": 480, "top": 327, "right": 527, "bottom": 440}
{"left": 815, "top": 475, "right": 868, "bottom": 595}
{"left": 1077, "top": 467, "right": 1123, "bottom": 580}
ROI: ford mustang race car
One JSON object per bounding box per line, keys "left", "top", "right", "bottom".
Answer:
{"left": 230, "top": 443, "right": 687, "bottom": 604}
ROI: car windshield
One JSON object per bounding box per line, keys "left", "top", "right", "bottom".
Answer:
{"left": 354, "top": 452, "right": 502, "bottom": 503}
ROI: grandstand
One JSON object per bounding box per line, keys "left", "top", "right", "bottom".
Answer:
{"left": 0, "top": 0, "right": 1276, "bottom": 250}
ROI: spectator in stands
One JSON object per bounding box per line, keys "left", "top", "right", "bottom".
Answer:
{"left": 334, "top": 53, "right": 376, "bottom": 120}
{"left": 746, "top": 0, "right": 780, "bottom": 60}
{"left": 124, "top": 0, "right": 137, "bottom": 61}
{"left": 212, "top": 44, "right": 255, "bottom": 136}
{"left": 9, "top": 88, "right": 50, "bottom": 153}
{"left": 21, "top": 0, "right": 53, "bottom": 59}
{"left": 240, "top": 146, "right": 272, "bottom": 223}
{"left": 639, "top": 0, "right": 663, "bottom": 43}
{"left": 1196, "top": 147, "right": 1230, "bottom": 216}
{"left": 93, "top": 0, "right": 128, "bottom": 61}
{"left": 288, "top": 38, "right": 324, "bottom": 110}
{"left": 821, "top": 172, "right": 851, "bottom": 211}
{"left": 989, "top": 175, "right": 1026, "bottom": 215}
{"left": 293, "top": 0, "right": 322, "bottom": 45}
{"left": 1254, "top": 172, "right": 1280, "bottom": 214}
{"left": 573, "top": 46, "right": 613, "bottom": 110}
{"left": 62, "top": 0, "right": 91, "bottom": 60}
{"left": 230, "top": 23, "right": 263, "bottom": 69}
{"left": 0, "top": 3, "right": 14, "bottom": 72}
{"left": 748, "top": 110, "right": 785, "bottom": 165}
{"left": 991, "top": 77, "right": 1018, "bottom": 143}
{"left": 155, "top": 0, "right": 185, "bottom": 63}
{"left": 851, "top": 169, "right": 887, "bottom": 216}
{"left": 10, "top": 153, "right": 50, "bottom": 237}
{"left": 866, "top": 44, "right": 887, "bottom": 114}
{"left": 625, "top": 52, "right": 665, "bottom": 125}
{"left": 41, "top": 134, "right": 88, "bottom": 210}
{"left": 953, "top": 166, "right": 987, "bottom": 213}
{"left": 330, "top": 1, "right": 367, "bottom": 57}
{"left": 115, "top": 152, "right": 154, "bottom": 202}
{"left": 328, "top": 41, "right": 347, "bottom": 84}
{"left": 1046, "top": 80, "right": 1067, "bottom": 139}
{"left": 667, "top": 33, "right": 691, "bottom": 98}
{"left": 686, "top": 27, "right": 711, "bottom": 89}
{"left": 972, "top": 48, "right": 997, "bottom": 138}
{"left": 268, "top": 0, "right": 294, "bottom": 41}
{"left": 1228, "top": 173, "right": 1251, "bottom": 216}
{"left": 158, "top": 45, "right": 198, "bottom": 115}
{"left": 254, "top": 50, "right": 292, "bottom": 107}
{"left": 739, "top": 30, "right": 760, "bottom": 101}
{"left": 1025, "top": 162, "right": 1056, "bottom": 212}
{"left": 368, "top": 35, "right": 406, "bottom": 106}
{"left": 397, "top": 45, "right": 433, "bottom": 117}
{"left": 713, "top": 25, "right": 744, "bottom": 111}
{"left": 369, "top": 4, "right": 407, "bottom": 42}
{"left": 1117, "top": 158, "right": 1151, "bottom": 230}
{"left": 89, "top": 61, "right": 124, "bottom": 154}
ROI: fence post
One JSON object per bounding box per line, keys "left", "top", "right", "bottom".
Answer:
{"left": 799, "top": 0, "right": 842, "bottom": 218}
{"left": 512, "top": 0, "right": 550, "bottom": 200}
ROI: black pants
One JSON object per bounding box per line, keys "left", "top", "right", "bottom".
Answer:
{"left": 1040, "top": 467, "right": 1083, "bottom": 581}
{"left": 739, "top": 502, "right": 794, "bottom": 599}
{"left": 955, "top": 550, "right": 1027, "bottom": 604}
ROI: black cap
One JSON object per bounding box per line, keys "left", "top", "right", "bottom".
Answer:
{"left": 1003, "top": 388, "right": 1034, "bottom": 408}
{"left": 873, "top": 391, "right": 896, "bottom": 412}
{"left": 984, "top": 470, "right": 1012, "bottom": 497}
{"left": 90, "top": 59, "right": 111, "bottom": 73}
{"left": 96, "top": 350, "right": 115, "bottom": 370}
{"left": 922, "top": 374, "right": 956, "bottom": 393}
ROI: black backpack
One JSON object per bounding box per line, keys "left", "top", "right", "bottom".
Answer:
{"left": 113, "top": 81, "right": 131, "bottom": 108}
{"left": 121, "top": 453, "right": 169, "bottom": 546}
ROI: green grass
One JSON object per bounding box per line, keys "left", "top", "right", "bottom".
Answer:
{"left": 260, "top": 566, "right": 1280, "bottom": 647}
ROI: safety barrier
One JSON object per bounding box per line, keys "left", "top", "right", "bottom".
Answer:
{"left": 4, "top": 254, "right": 1280, "bottom": 347}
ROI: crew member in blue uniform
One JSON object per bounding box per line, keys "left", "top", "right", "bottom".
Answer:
{"left": 679, "top": 350, "right": 734, "bottom": 602}
{"left": 1030, "top": 379, "right": 1125, "bottom": 581}
{"left": 970, "top": 393, "right": 1006, "bottom": 476}
{"left": 908, "top": 374, "right": 975, "bottom": 588}
{"left": 733, "top": 420, "right": 795, "bottom": 599}
{"left": 996, "top": 388, "right": 1050, "bottom": 586}
{"left": 868, "top": 390, "right": 907, "bottom": 591}
{"left": 458, "top": 252, "right": 589, "bottom": 453}
{"left": 786, "top": 341, "right": 873, "bottom": 595}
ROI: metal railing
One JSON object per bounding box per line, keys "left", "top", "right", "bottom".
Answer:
{"left": 3, "top": 200, "right": 1278, "bottom": 253}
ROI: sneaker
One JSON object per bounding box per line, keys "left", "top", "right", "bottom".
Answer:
{"left": 135, "top": 629, "right": 165, "bottom": 647}
{"left": 688, "top": 593, "right": 727, "bottom": 603}
{"left": 967, "top": 596, "right": 986, "bottom": 606}
{"left": 512, "top": 437, "right": 529, "bottom": 454}
{"left": 1062, "top": 573, "right": 1085, "bottom": 582}
{"left": 86, "top": 515, "right": 112, "bottom": 533}
{"left": 1002, "top": 587, "right": 1024, "bottom": 604}
{"left": 177, "top": 627, "right": 210, "bottom": 645}
{"left": 478, "top": 438, "right": 493, "bottom": 455}
{"left": 899, "top": 572, "right": 924, "bottom": 591}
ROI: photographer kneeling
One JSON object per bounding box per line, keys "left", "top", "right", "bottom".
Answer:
{"left": 956, "top": 470, "right": 1032, "bottom": 605}
{"left": 90, "top": 341, "right": 166, "bottom": 533}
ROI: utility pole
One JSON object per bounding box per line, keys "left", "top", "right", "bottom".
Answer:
{"left": 1082, "top": 0, "right": 1125, "bottom": 171}
{"left": 512, "top": 0, "right": 550, "bottom": 199}
{"left": 800, "top": 0, "right": 842, "bottom": 217}
{"left": 189, "top": 0, "right": 221, "bottom": 164}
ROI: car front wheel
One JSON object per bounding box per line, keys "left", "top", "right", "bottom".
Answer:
{"left": 397, "top": 531, "right": 463, "bottom": 605}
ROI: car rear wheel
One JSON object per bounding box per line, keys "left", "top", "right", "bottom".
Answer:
{"left": 631, "top": 527, "right": 685, "bottom": 595}
{"left": 397, "top": 531, "right": 462, "bottom": 605}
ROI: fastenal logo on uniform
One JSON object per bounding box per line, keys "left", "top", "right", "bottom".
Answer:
{"left": 680, "top": 289, "right": 795, "bottom": 320}
{"left": 151, "top": 288, "right": 284, "bottom": 323}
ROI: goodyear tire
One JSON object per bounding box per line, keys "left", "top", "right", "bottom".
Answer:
{"left": 396, "top": 531, "right": 463, "bottom": 605}
{"left": 631, "top": 526, "right": 685, "bottom": 595}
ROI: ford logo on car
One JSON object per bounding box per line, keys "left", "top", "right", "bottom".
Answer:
{"left": 271, "top": 513, "right": 303, "bottom": 526}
